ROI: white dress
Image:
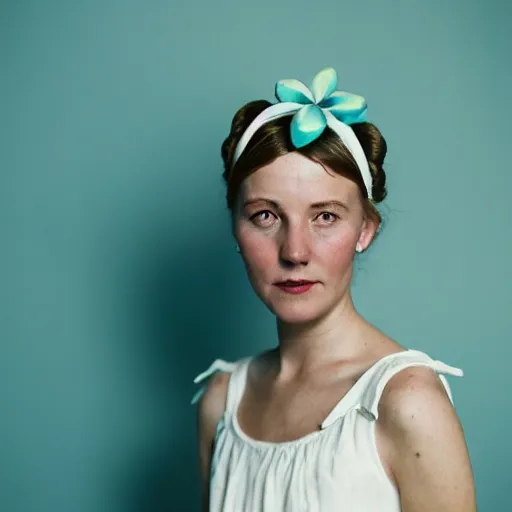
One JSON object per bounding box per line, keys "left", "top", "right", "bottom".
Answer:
{"left": 192, "top": 349, "right": 463, "bottom": 512}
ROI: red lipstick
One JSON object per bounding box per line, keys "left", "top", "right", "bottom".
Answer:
{"left": 274, "top": 280, "right": 318, "bottom": 294}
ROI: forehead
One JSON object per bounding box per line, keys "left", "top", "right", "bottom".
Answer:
{"left": 239, "top": 152, "right": 360, "bottom": 205}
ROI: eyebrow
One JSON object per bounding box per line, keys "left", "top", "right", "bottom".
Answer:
{"left": 243, "top": 198, "right": 349, "bottom": 211}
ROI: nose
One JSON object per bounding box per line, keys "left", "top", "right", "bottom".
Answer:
{"left": 279, "top": 223, "right": 311, "bottom": 266}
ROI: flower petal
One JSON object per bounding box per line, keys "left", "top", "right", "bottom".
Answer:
{"left": 322, "top": 91, "right": 367, "bottom": 124}
{"left": 311, "top": 67, "right": 338, "bottom": 104}
{"left": 339, "top": 107, "right": 367, "bottom": 124}
{"left": 290, "top": 104, "right": 327, "bottom": 148}
{"left": 275, "top": 78, "right": 314, "bottom": 104}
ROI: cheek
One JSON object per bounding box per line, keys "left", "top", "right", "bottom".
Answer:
{"left": 240, "top": 235, "right": 276, "bottom": 276}
{"left": 320, "top": 231, "right": 357, "bottom": 270}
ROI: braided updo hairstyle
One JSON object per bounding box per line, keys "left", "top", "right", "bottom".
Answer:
{"left": 221, "top": 100, "right": 388, "bottom": 228}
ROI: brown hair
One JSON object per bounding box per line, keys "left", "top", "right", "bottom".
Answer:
{"left": 221, "top": 100, "right": 387, "bottom": 226}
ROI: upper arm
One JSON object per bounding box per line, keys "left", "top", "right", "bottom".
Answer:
{"left": 196, "top": 370, "right": 230, "bottom": 511}
{"left": 376, "top": 366, "right": 476, "bottom": 512}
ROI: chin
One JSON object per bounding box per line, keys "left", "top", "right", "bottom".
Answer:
{"left": 261, "top": 289, "right": 331, "bottom": 324}
{"left": 273, "top": 309, "right": 323, "bottom": 325}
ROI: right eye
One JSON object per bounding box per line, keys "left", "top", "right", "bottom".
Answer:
{"left": 250, "top": 210, "right": 276, "bottom": 225}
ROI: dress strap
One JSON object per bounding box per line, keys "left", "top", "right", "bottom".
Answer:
{"left": 223, "top": 357, "right": 252, "bottom": 420}
{"left": 190, "top": 358, "right": 237, "bottom": 405}
{"left": 321, "top": 350, "right": 463, "bottom": 428}
{"left": 190, "top": 356, "right": 253, "bottom": 420}
{"left": 359, "top": 349, "right": 463, "bottom": 421}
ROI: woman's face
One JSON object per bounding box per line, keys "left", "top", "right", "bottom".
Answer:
{"left": 233, "top": 152, "right": 376, "bottom": 324}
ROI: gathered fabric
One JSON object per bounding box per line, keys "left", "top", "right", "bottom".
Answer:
{"left": 192, "top": 349, "right": 463, "bottom": 512}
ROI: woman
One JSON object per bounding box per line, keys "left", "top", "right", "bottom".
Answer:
{"left": 192, "top": 67, "right": 476, "bottom": 511}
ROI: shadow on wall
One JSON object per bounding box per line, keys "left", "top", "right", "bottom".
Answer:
{"left": 103, "top": 196, "right": 241, "bottom": 511}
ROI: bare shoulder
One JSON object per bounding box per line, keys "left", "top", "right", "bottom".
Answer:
{"left": 376, "top": 366, "right": 476, "bottom": 511}
{"left": 379, "top": 365, "right": 452, "bottom": 423}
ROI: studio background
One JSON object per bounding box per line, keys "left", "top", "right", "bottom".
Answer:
{"left": 2, "top": 1, "right": 510, "bottom": 511}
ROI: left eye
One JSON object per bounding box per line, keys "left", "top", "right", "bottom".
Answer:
{"left": 318, "top": 212, "right": 338, "bottom": 223}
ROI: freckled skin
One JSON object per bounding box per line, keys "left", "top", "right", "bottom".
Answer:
{"left": 233, "top": 152, "right": 376, "bottom": 324}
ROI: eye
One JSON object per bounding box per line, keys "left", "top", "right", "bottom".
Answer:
{"left": 317, "top": 212, "right": 339, "bottom": 224}
{"left": 250, "top": 210, "right": 276, "bottom": 225}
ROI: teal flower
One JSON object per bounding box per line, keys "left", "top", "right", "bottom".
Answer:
{"left": 274, "top": 67, "right": 367, "bottom": 148}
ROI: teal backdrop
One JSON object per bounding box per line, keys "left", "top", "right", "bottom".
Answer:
{"left": 2, "top": 1, "right": 510, "bottom": 510}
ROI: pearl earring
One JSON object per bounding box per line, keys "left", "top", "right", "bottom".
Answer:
{"left": 356, "top": 242, "right": 363, "bottom": 253}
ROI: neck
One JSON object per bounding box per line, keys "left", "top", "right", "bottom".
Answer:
{"left": 274, "top": 290, "right": 372, "bottom": 378}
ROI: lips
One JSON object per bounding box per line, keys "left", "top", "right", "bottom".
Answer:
{"left": 276, "top": 280, "right": 316, "bottom": 286}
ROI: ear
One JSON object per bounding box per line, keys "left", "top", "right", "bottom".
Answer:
{"left": 357, "top": 216, "right": 379, "bottom": 251}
